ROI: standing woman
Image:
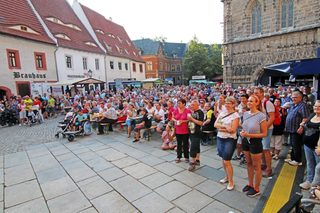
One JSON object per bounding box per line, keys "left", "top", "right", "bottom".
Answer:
{"left": 240, "top": 95, "right": 267, "bottom": 197}
{"left": 214, "top": 95, "right": 227, "bottom": 117}
{"left": 299, "top": 100, "right": 320, "bottom": 190}
{"left": 215, "top": 97, "right": 240, "bottom": 190}
{"left": 173, "top": 99, "right": 191, "bottom": 163}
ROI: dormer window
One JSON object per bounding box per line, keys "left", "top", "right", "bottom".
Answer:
{"left": 96, "top": 29, "right": 104, "bottom": 34}
{"left": 115, "top": 45, "right": 120, "bottom": 52}
{"left": 104, "top": 42, "right": 112, "bottom": 52}
{"left": 108, "top": 33, "right": 115, "bottom": 38}
{"left": 20, "top": 26, "right": 27, "bottom": 31}
{"left": 8, "top": 25, "right": 39, "bottom": 35}
{"left": 85, "top": 42, "right": 97, "bottom": 47}
{"left": 55, "top": 34, "right": 71, "bottom": 41}
{"left": 46, "top": 17, "right": 81, "bottom": 31}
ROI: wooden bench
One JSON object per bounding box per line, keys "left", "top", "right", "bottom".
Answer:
{"left": 143, "top": 125, "right": 157, "bottom": 141}
{"left": 202, "top": 130, "right": 217, "bottom": 145}
{"left": 100, "top": 123, "right": 110, "bottom": 134}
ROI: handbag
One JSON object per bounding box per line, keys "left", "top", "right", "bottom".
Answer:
{"left": 304, "top": 125, "right": 318, "bottom": 136}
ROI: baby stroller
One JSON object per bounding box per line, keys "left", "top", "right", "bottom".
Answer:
{"left": 55, "top": 112, "right": 75, "bottom": 139}
{"left": 26, "top": 107, "right": 43, "bottom": 127}
{"left": 64, "top": 120, "right": 92, "bottom": 142}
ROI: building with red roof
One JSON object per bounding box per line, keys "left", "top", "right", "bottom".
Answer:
{"left": 72, "top": 0, "right": 146, "bottom": 84}
{"left": 0, "top": 0, "right": 58, "bottom": 98}
{"left": 30, "top": 0, "right": 107, "bottom": 91}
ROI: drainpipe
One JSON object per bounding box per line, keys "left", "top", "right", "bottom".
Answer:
{"left": 104, "top": 55, "right": 108, "bottom": 91}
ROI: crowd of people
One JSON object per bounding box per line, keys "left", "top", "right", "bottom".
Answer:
{"left": 1, "top": 83, "right": 320, "bottom": 202}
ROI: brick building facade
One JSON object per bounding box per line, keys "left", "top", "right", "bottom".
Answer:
{"left": 222, "top": 0, "right": 320, "bottom": 87}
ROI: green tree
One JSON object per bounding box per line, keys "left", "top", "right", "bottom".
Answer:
{"left": 208, "top": 44, "right": 223, "bottom": 77}
{"left": 183, "top": 38, "right": 223, "bottom": 81}
{"left": 183, "top": 38, "right": 210, "bottom": 80}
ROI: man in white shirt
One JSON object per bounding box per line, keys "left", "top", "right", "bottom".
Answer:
{"left": 97, "top": 103, "right": 118, "bottom": 134}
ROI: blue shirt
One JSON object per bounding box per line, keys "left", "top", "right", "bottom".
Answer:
{"left": 285, "top": 102, "right": 309, "bottom": 133}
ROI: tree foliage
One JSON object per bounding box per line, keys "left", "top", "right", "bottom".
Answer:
{"left": 183, "top": 37, "right": 222, "bottom": 80}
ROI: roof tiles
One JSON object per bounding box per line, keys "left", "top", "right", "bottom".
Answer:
{"left": 30, "top": 0, "right": 104, "bottom": 54}
{"left": 0, "top": 0, "right": 54, "bottom": 44}
{"left": 80, "top": 4, "right": 144, "bottom": 62}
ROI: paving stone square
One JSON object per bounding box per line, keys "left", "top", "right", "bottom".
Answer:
{"left": 123, "top": 162, "right": 157, "bottom": 179}
{"left": 91, "top": 191, "right": 138, "bottom": 213}
{"left": 155, "top": 181, "right": 192, "bottom": 201}
{"left": 133, "top": 192, "right": 174, "bottom": 213}
{"left": 5, "top": 180, "right": 42, "bottom": 208}
{"left": 4, "top": 198, "right": 49, "bottom": 213}
{"left": 109, "top": 175, "right": 152, "bottom": 202}
{"left": 78, "top": 177, "right": 113, "bottom": 200}
{"left": 47, "top": 190, "right": 91, "bottom": 213}
{"left": 173, "top": 190, "right": 214, "bottom": 213}
{"left": 40, "top": 176, "right": 78, "bottom": 200}
{"left": 139, "top": 172, "right": 174, "bottom": 189}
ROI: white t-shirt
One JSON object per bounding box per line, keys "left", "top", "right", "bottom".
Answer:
{"left": 261, "top": 100, "right": 275, "bottom": 129}
{"left": 217, "top": 111, "right": 240, "bottom": 139}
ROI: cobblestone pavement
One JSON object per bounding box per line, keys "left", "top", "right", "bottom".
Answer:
{"left": 0, "top": 119, "right": 277, "bottom": 213}
{"left": 0, "top": 116, "right": 63, "bottom": 155}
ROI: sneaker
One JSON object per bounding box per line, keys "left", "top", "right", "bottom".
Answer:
{"left": 242, "top": 185, "right": 253, "bottom": 193}
{"left": 232, "top": 155, "right": 241, "bottom": 161}
{"left": 246, "top": 188, "right": 261, "bottom": 197}
{"left": 299, "top": 181, "right": 311, "bottom": 190}
{"left": 227, "top": 183, "right": 234, "bottom": 191}
{"left": 219, "top": 177, "right": 228, "bottom": 184}
{"left": 195, "top": 160, "right": 200, "bottom": 166}
{"left": 289, "top": 160, "right": 302, "bottom": 166}
{"left": 188, "top": 163, "right": 196, "bottom": 172}
{"left": 263, "top": 171, "right": 273, "bottom": 179}
{"left": 19, "top": 124, "right": 22, "bottom": 127}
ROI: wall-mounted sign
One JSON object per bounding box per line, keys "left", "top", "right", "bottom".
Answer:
{"left": 67, "top": 75, "right": 85, "bottom": 78}
{"left": 13, "top": 72, "right": 46, "bottom": 79}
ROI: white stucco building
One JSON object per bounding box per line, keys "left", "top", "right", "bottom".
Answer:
{"left": 72, "top": 0, "right": 146, "bottom": 86}
{"left": 30, "top": 0, "right": 106, "bottom": 91}
{"left": 0, "top": 0, "right": 58, "bottom": 99}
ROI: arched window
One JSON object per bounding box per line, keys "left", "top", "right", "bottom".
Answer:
{"left": 251, "top": 1, "right": 262, "bottom": 34}
{"left": 281, "top": 0, "right": 294, "bottom": 28}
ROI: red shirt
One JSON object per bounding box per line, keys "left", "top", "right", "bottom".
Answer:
{"left": 173, "top": 108, "right": 191, "bottom": 134}
{"left": 167, "top": 106, "right": 174, "bottom": 121}
{"left": 33, "top": 100, "right": 41, "bottom": 107}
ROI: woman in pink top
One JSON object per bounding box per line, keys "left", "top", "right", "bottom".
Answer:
{"left": 173, "top": 99, "right": 190, "bottom": 163}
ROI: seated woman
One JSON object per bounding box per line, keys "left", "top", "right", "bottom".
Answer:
{"left": 117, "top": 101, "right": 128, "bottom": 130}
{"left": 125, "top": 103, "right": 137, "bottom": 138}
{"left": 161, "top": 121, "right": 176, "bottom": 150}
{"left": 133, "top": 108, "right": 152, "bottom": 143}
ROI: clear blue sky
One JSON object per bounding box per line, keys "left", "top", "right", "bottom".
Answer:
{"left": 69, "top": 0, "right": 224, "bottom": 44}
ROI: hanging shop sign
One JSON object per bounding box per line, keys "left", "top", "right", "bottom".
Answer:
{"left": 13, "top": 72, "right": 46, "bottom": 79}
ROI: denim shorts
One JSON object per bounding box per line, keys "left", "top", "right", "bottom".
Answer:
{"left": 217, "top": 137, "right": 236, "bottom": 161}
{"left": 262, "top": 129, "right": 273, "bottom": 150}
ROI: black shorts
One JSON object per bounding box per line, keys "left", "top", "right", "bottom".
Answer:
{"left": 242, "top": 138, "right": 263, "bottom": 154}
